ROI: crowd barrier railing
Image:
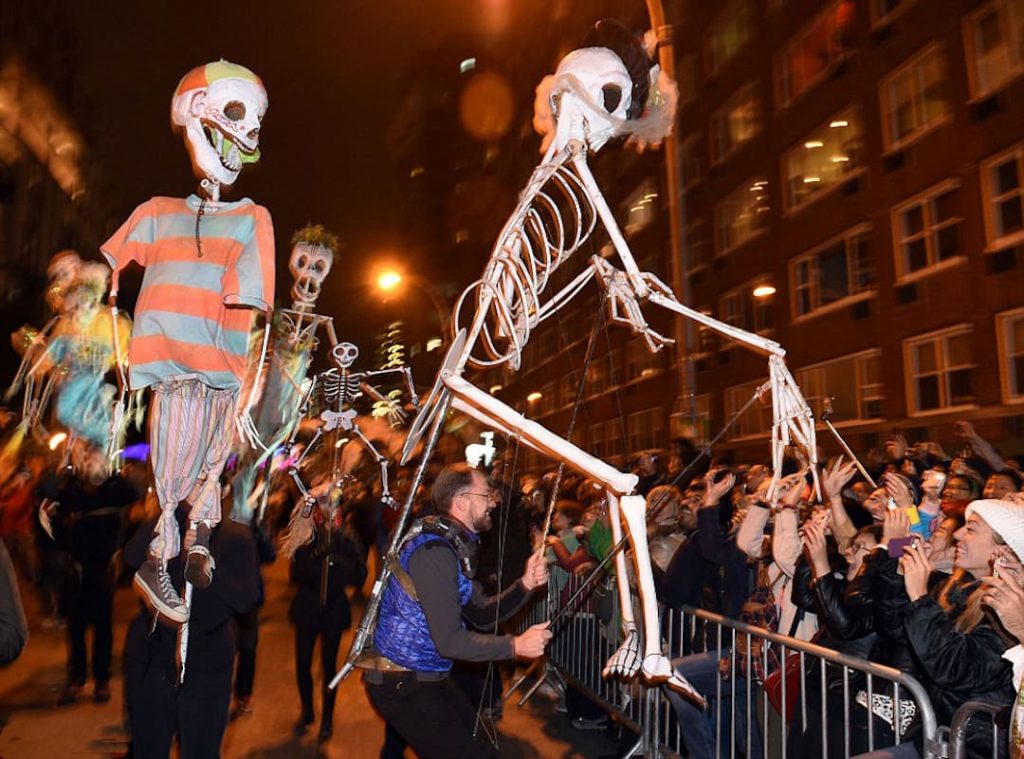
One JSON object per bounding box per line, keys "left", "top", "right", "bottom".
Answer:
{"left": 506, "top": 566, "right": 1008, "bottom": 759}
{"left": 946, "top": 701, "right": 1008, "bottom": 759}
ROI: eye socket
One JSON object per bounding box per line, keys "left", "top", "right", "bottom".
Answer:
{"left": 224, "top": 101, "right": 246, "bottom": 121}
{"left": 313, "top": 261, "right": 326, "bottom": 273}
{"left": 601, "top": 84, "right": 622, "bottom": 114}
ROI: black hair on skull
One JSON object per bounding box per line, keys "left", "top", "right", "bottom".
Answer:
{"left": 584, "top": 19, "right": 653, "bottom": 120}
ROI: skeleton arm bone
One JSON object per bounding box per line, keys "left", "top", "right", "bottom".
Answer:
{"left": 349, "top": 424, "right": 397, "bottom": 507}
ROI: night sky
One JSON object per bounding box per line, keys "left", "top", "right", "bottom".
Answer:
{"left": 8, "top": 0, "right": 568, "bottom": 352}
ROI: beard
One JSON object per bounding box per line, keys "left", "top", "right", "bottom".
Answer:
{"left": 476, "top": 510, "right": 494, "bottom": 533}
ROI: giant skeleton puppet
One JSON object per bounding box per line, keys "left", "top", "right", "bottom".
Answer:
{"left": 231, "top": 224, "right": 342, "bottom": 524}
{"left": 334, "top": 23, "right": 819, "bottom": 700}
{"left": 101, "top": 61, "right": 275, "bottom": 625}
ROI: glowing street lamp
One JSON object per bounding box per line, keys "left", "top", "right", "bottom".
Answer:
{"left": 377, "top": 270, "right": 403, "bottom": 292}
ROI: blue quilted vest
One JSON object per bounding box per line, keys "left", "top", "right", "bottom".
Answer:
{"left": 373, "top": 531, "right": 474, "bottom": 672}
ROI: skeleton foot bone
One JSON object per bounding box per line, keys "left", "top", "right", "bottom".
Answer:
{"left": 641, "top": 654, "right": 706, "bottom": 707}
{"left": 602, "top": 627, "right": 641, "bottom": 679}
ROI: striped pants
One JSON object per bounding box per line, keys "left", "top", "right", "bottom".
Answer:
{"left": 148, "top": 379, "right": 237, "bottom": 561}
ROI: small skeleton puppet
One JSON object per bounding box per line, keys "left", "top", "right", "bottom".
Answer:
{"left": 351, "top": 21, "right": 817, "bottom": 703}
{"left": 101, "top": 60, "right": 274, "bottom": 624}
{"left": 285, "top": 342, "right": 417, "bottom": 520}
{"left": 5, "top": 251, "right": 83, "bottom": 441}
{"left": 232, "top": 225, "right": 341, "bottom": 524}
{"left": 6, "top": 258, "right": 131, "bottom": 460}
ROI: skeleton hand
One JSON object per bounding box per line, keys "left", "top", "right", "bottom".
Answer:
{"left": 235, "top": 409, "right": 266, "bottom": 451}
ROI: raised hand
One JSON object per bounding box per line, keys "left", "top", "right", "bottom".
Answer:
{"left": 821, "top": 457, "right": 857, "bottom": 502}
{"left": 883, "top": 507, "right": 911, "bottom": 542}
{"left": 899, "top": 541, "right": 933, "bottom": 602}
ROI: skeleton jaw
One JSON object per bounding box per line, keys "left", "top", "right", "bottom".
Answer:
{"left": 202, "top": 121, "right": 258, "bottom": 175}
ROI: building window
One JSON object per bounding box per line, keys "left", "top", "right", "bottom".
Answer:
{"left": 872, "top": 0, "right": 916, "bottom": 25}
{"left": 586, "top": 354, "right": 608, "bottom": 397}
{"left": 626, "top": 338, "right": 663, "bottom": 380}
{"left": 705, "top": 0, "right": 754, "bottom": 78}
{"left": 719, "top": 277, "right": 775, "bottom": 336}
{"left": 796, "top": 350, "right": 884, "bottom": 422}
{"left": 589, "top": 422, "right": 605, "bottom": 459}
{"left": 627, "top": 408, "right": 665, "bottom": 452}
{"left": 622, "top": 178, "right": 659, "bottom": 237}
{"left": 714, "top": 176, "right": 769, "bottom": 254}
{"left": 791, "top": 225, "right": 874, "bottom": 317}
{"left": 605, "top": 419, "right": 625, "bottom": 456}
{"left": 981, "top": 142, "right": 1024, "bottom": 249}
{"left": 964, "top": 0, "right": 1024, "bottom": 99}
{"left": 687, "top": 218, "right": 712, "bottom": 271}
{"left": 777, "top": 0, "right": 857, "bottom": 106}
{"left": 892, "top": 180, "right": 962, "bottom": 279}
{"left": 710, "top": 81, "right": 762, "bottom": 164}
{"left": 682, "top": 134, "right": 704, "bottom": 189}
{"left": 670, "top": 394, "right": 712, "bottom": 443}
{"left": 783, "top": 106, "right": 865, "bottom": 210}
{"left": 997, "top": 308, "right": 1024, "bottom": 402}
{"left": 725, "top": 379, "right": 773, "bottom": 438}
{"left": 903, "top": 325, "right": 975, "bottom": 414}
{"left": 559, "top": 373, "right": 577, "bottom": 408}
{"left": 881, "top": 43, "right": 950, "bottom": 150}
{"left": 539, "top": 381, "right": 556, "bottom": 415}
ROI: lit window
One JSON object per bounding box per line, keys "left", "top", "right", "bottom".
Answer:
{"left": 710, "top": 81, "right": 762, "bottom": 164}
{"left": 705, "top": 0, "right": 754, "bottom": 78}
{"left": 714, "top": 176, "right": 769, "bottom": 254}
{"left": 997, "top": 307, "right": 1024, "bottom": 401}
{"left": 426, "top": 338, "right": 442, "bottom": 352}
{"left": 622, "top": 178, "right": 659, "bottom": 236}
{"left": 981, "top": 142, "right": 1024, "bottom": 248}
{"left": 882, "top": 43, "right": 950, "bottom": 149}
{"left": 892, "top": 180, "right": 962, "bottom": 278}
{"left": 796, "top": 350, "right": 884, "bottom": 421}
{"left": 725, "top": 379, "right": 773, "bottom": 438}
{"left": 625, "top": 338, "right": 663, "bottom": 380}
{"left": 627, "top": 408, "right": 665, "bottom": 452}
{"left": 719, "top": 276, "right": 774, "bottom": 337}
{"left": 791, "top": 225, "right": 874, "bottom": 317}
{"left": 903, "top": 325, "right": 975, "bottom": 414}
{"left": 783, "top": 106, "right": 864, "bottom": 210}
{"left": 777, "top": 0, "right": 857, "bottom": 105}
{"left": 964, "top": 0, "right": 1024, "bottom": 98}
{"left": 586, "top": 355, "right": 608, "bottom": 396}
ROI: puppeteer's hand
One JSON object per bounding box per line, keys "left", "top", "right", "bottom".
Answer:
{"left": 513, "top": 622, "right": 553, "bottom": 659}
{"left": 521, "top": 551, "right": 550, "bottom": 591}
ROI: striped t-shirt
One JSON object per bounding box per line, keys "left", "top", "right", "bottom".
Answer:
{"left": 101, "top": 195, "right": 275, "bottom": 391}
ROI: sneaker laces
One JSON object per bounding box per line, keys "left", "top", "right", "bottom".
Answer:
{"left": 158, "top": 565, "right": 181, "bottom": 605}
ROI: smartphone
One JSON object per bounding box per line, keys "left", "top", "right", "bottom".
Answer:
{"left": 888, "top": 536, "right": 916, "bottom": 558}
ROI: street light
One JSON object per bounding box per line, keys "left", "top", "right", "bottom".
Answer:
{"left": 373, "top": 266, "right": 451, "bottom": 344}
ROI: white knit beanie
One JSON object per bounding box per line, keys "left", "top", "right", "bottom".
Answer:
{"left": 965, "top": 499, "right": 1024, "bottom": 561}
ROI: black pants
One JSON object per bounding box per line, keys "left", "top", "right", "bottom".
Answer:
{"left": 127, "top": 661, "right": 232, "bottom": 759}
{"left": 365, "top": 675, "right": 496, "bottom": 759}
{"left": 66, "top": 572, "right": 114, "bottom": 684}
{"left": 294, "top": 623, "right": 343, "bottom": 723}
{"left": 234, "top": 607, "right": 260, "bottom": 699}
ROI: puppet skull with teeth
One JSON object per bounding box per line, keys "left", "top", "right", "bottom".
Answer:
{"left": 171, "top": 60, "right": 268, "bottom": 189}
{"left": 289, "top": 242, "right": 333, "bottom": 310}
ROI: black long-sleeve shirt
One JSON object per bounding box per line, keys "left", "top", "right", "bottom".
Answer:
{"left": 407, "top": 540, "right": 532, "bottom": 663}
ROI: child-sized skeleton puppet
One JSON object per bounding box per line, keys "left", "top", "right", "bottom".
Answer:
{"left": 232, "top": 225, "right": 341, "bottom": 525}
{"left": 6, "top": 253, "right": 131, "bottom": 454}
{"left": 282, "top": 341, "right": 417, "bottom": 537}
{"left": 101, "top": 60, "right": 274, "bottom": 624}
{"left": 349, "top": 22, "right": 819, "bottom": 701}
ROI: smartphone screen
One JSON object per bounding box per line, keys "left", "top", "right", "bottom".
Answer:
{"left": 888, "top": 536, "right": 915, "bottom": 558}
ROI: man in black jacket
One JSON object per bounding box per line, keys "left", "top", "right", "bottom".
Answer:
{"left": 46, "top": 446, "right": 137, "bottom": 704}
{"left": 123, "top": 501, "right": 260, "bottom": 758}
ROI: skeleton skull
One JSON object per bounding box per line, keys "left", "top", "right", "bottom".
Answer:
{"left": 289, "top": 242, "right": 333, "bottom": 309}
{"left": 46, "top": 250, "right": 82, "bottom": 313}
{"left": 550, "top": 48, "right": 633, "bottom": 151}
{"left": 332, "top": 342, "right": 359, "bottom": 369}
{"left": 171, "top": 60, "right": 268, "bottom": 188}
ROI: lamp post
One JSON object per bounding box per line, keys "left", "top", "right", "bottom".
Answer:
{"left": 644, "top": 2, "right": 698, "bottom": 432}
{"left": 375, "top": 269, "right": 451, "bottom": 345}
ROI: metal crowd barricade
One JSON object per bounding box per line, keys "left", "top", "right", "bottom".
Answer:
{"left": 946, "top": 701, "right": 1008, "bottom": 759}
{"left": 509, "top": 566, "right": 959, "bottom": 759}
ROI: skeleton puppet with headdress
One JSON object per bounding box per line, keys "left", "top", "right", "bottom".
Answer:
{"left": 101, "top": 60, "right": 275, "bottom": 624}
{"left": 232, "top": 224, "right": 341, "bottom": 524}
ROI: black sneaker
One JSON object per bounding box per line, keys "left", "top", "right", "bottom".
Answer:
{"left": 185, "top": 522, "right": 214, "bottom": 588}
{"left": 57, "top": 683, "right": 82, "bottom": 706}
{"left": 134, "top": 558, "right": 188, "bottom": 623}
{"left": 293, "top": 714, "right": 314, "bottom": 737}
{"left": 317, "top": 720, "right": 333, "bottom": 744}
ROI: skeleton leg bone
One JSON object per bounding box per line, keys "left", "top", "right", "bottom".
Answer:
{"left": 601, "top": 494, "right": 640, "bottom": 680}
